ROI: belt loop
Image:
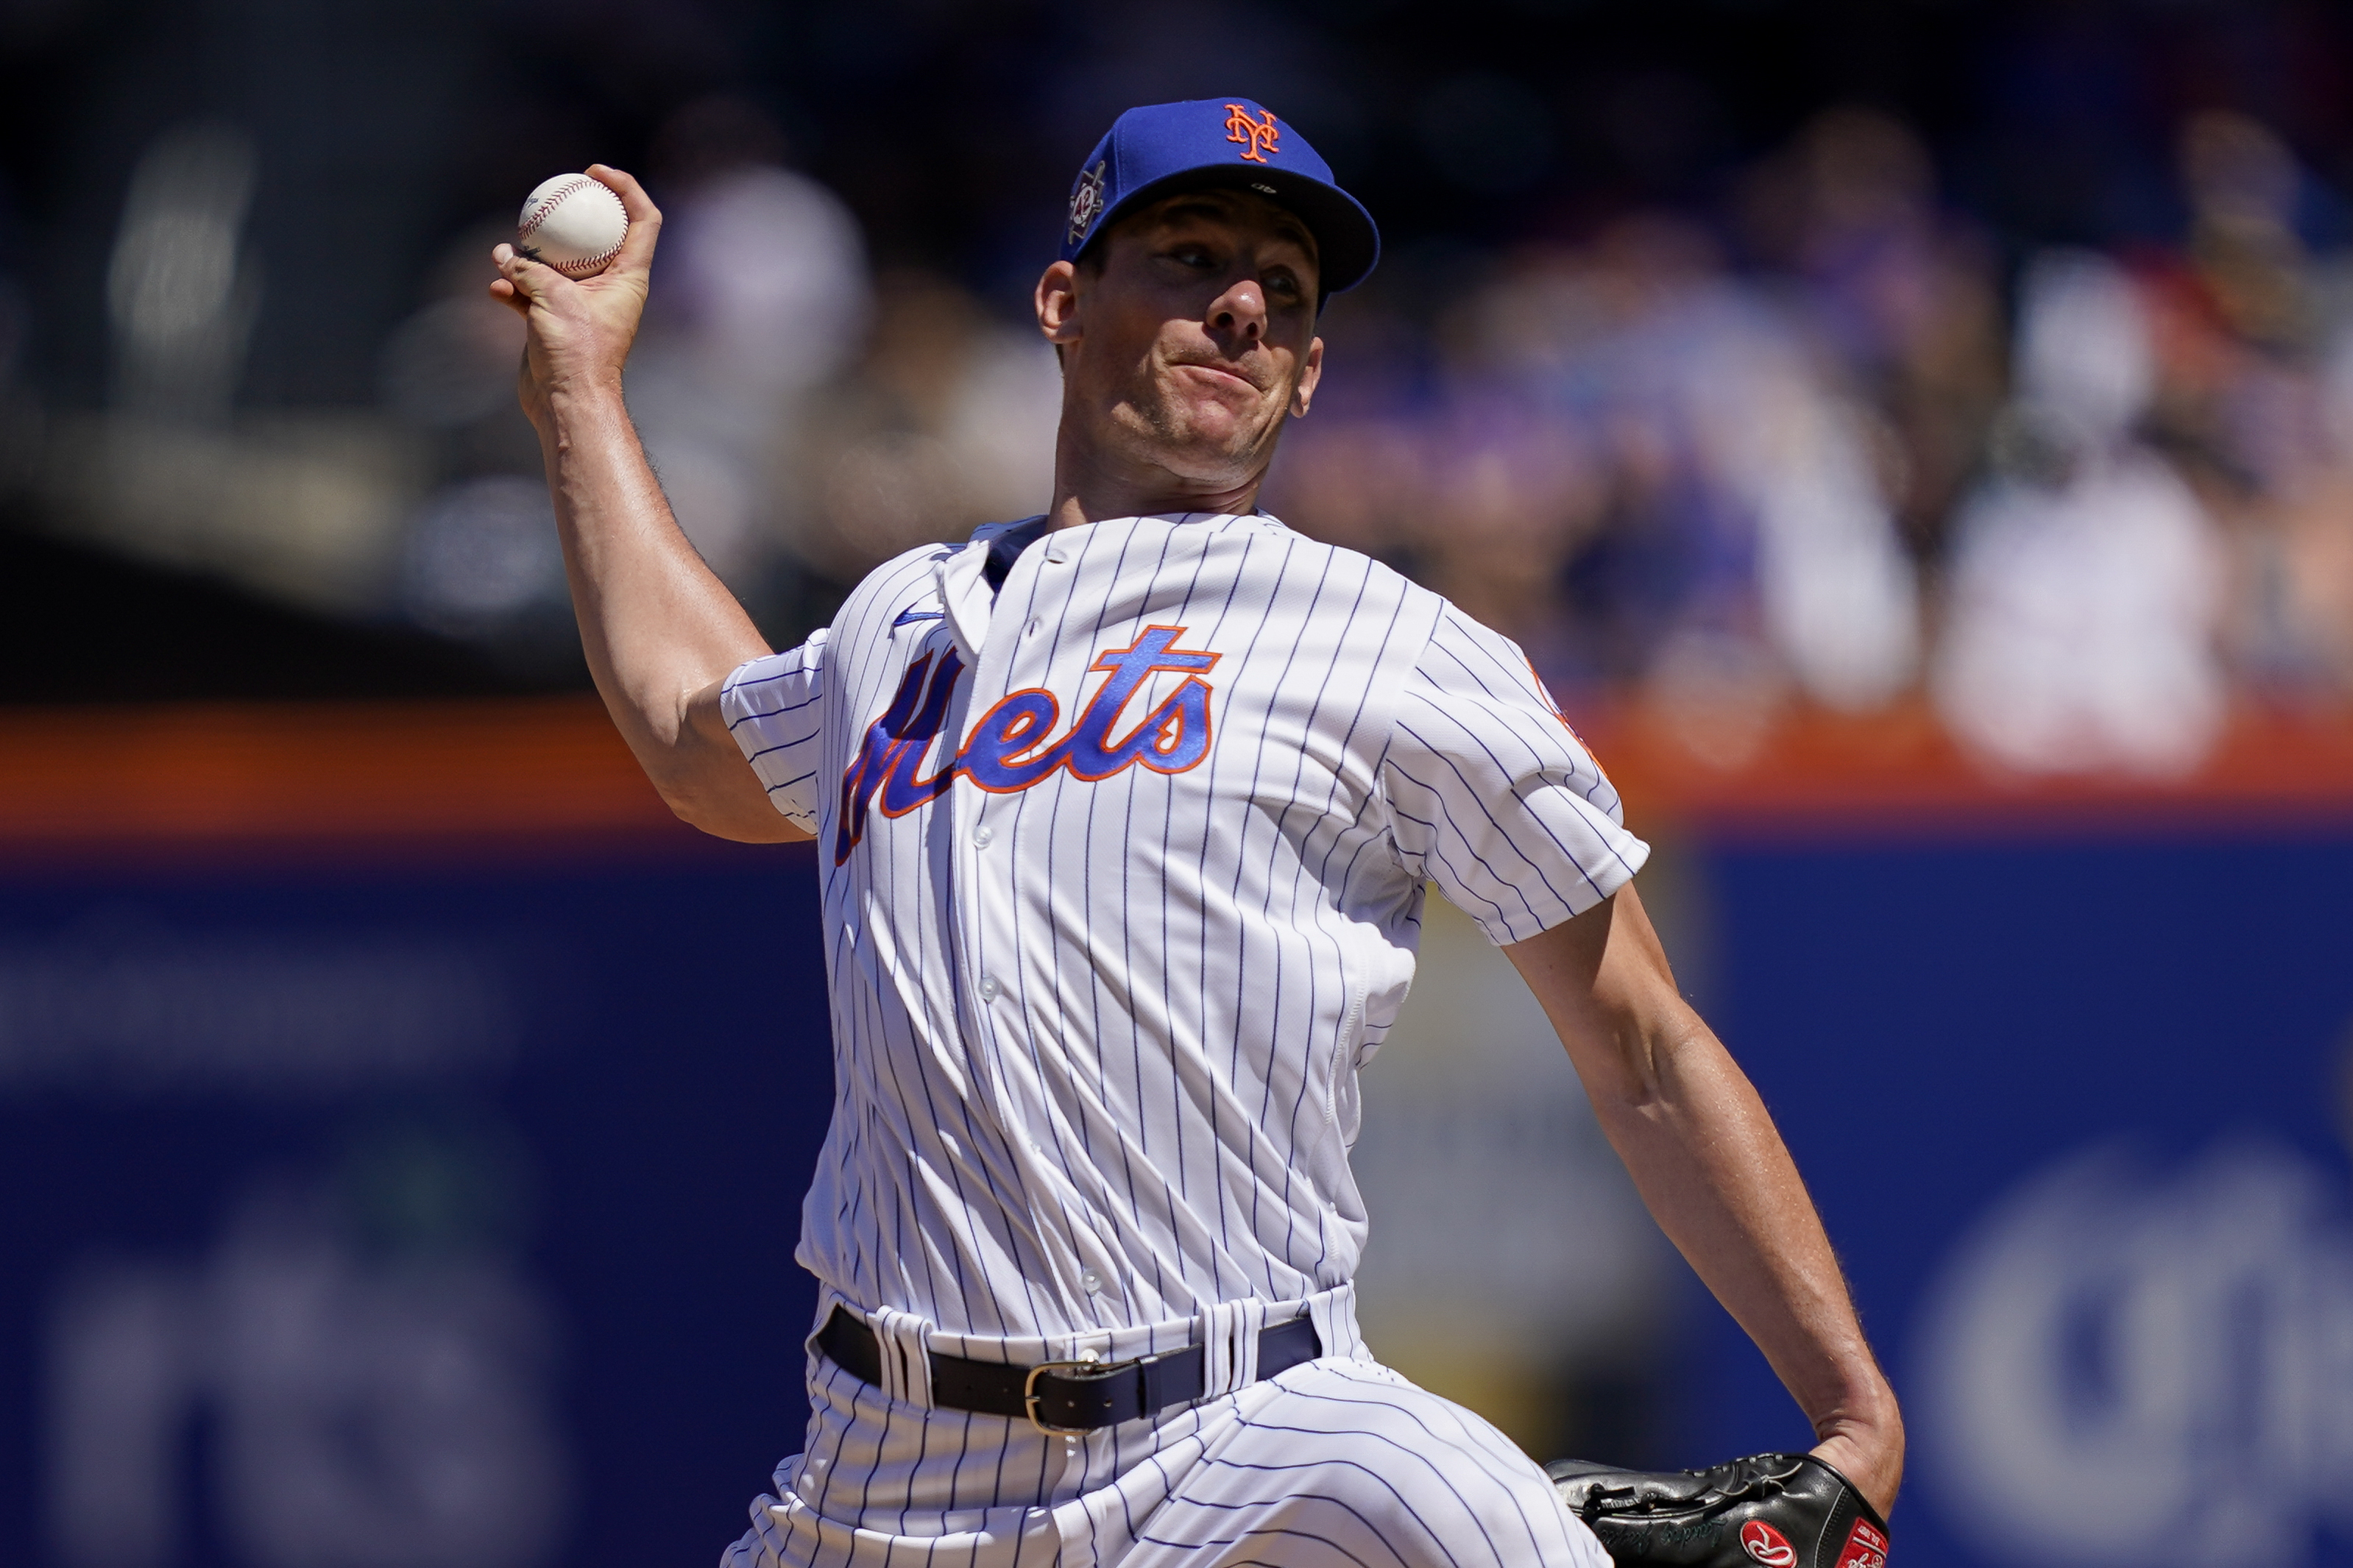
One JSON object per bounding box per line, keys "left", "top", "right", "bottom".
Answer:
{"left": 867, "top": 1306, "right": 935, "bottom": 1408}
{"left": 1306, "top": 1280, "right": 1361, "bottom": 1363}
{"left": 1194, "top": 1296, "right": 1270, "bottom": 1398}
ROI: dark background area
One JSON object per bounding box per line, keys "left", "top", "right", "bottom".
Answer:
{"left": 4, "top": 0, "right": 2351, "bottom": 700}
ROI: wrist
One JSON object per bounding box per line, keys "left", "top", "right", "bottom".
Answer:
{"left": 1813, "top": 1380, "right": 1902, "bottom": 1449}
{"left": 531, "top": 374, "right": 629, "bottom": 451}
{"left": 1810, "top": 1391, "right": 1903, "bottom": 1519}
{"left": 543, "top": 372, "right": 627, "bottom": 414}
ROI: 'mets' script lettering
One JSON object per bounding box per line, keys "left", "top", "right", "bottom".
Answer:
{"left": 835, "top": 625, "right": 1220, "bottom": 864}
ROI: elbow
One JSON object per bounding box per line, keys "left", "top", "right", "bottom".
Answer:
{"left": 648, "top": 770, "right": 735, "bottom": 834}
{"left": 657, "top": 776, "right": 807, "bottom": 843}
{"left": 662, "top": 787, "right": 733, "bottom": 837}
{"left": 1585, "top": 1008, "right": 1704, "bottom": 1120}
{"left": 660, "top": 784, "right": 746, "bottom": 840}
{"left": 1588, "top": 1050, "right": 1666, "bottom": 1122}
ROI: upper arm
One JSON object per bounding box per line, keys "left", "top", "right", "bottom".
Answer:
{"left": 667, "top": 632, "right": 829, "bottom": 843}
{"left": 1379, "top": 606, "right": 1651, "bottom": 944}
{"left": 1502, "top": 881, "right": 1693, "bottom": 1109}
{"left": 673, "top": 681, "right": 810, "bottom": 842}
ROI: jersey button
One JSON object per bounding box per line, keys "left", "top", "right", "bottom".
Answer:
{"left": 977, "top": 976, "right": 1000, "bottom": 1001}
{"left": 971, "top": 824, "right": 994, "bottom": 848}
{"left": 1079, "top": 1268, "right": 1105, "bottom": 1294}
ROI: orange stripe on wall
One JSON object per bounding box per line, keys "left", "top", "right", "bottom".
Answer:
{"left": 1594, "top": 699, "right": 2353, "bottom": 833}
{"left": 1, "top": 697, "right": 2350, "bottom": 856}
{"left": 0, "top": 697, "right": 682, "bottom": 848}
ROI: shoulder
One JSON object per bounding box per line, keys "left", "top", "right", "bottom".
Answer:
{"left": 827, "top": 533, "right": 985, "bottom": 645}
{"left": 1234, "top": 514, "right": 1448, "bottom": 633}
{"left": 847, "top": 536, "right": 964, "bottom": 600}
{"left": 844, "top": 519, "right": 1037, "bottom": 601}
{"left": 1414, "top": 593, "right": 1532, "bottom": 675}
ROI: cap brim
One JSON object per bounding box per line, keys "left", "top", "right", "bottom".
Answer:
{"left": 1078, "top": 164, "right": 1381, "bottom": 301}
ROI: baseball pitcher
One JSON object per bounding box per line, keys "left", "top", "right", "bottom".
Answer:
{"left": 491, "top": 97, "right": 1902, "bottom": 1568}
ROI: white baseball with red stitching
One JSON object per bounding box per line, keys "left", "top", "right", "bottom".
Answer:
{"left": 515, "top": 174, "right": 628, "bottom": 279}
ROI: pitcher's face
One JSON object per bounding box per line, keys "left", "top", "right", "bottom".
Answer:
{"left": 1043, "top": 188, "right": 1324, "bottom": 490}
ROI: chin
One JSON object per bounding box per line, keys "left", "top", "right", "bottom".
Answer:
{"left": 1156, "top": 430, "right": 1267, "bottom": 485}
{"left": 1172, "top": 405, "right": 1276, "bottom": 460}
{"left": 1113, "top": 400, "right": 1278, "bottom": 482}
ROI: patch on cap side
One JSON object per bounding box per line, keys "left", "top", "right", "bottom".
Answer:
{"left": 1068, "top": 160, "right": 1108, "bottom": 246}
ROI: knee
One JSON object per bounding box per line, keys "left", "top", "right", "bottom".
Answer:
{"left": 1211, "top": 1366, "right": 1600, "bottom": 1567}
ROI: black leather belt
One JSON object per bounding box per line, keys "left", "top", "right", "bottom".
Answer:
{"left": 817, "top": 1305, "right": 1321, "bottom": 1434}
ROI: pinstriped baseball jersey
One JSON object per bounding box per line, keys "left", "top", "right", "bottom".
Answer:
{"left": 719, "top": 510, "right": 1647, "bottom": 1344}
{"left": 718, "top": 510, "right": 1640, "bottom": 1568}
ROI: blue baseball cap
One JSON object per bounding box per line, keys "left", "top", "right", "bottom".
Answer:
{"left": 1060, "top": 97, "right": 1381, "bottom": 300}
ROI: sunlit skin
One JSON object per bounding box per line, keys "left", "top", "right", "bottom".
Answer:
{"left": 1036, "top": 189, "right": 1325, "bottom": 528}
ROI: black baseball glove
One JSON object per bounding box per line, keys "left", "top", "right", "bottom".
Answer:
{"left": 1546, "top": 1452, "right": 1889, "bottom": 1568}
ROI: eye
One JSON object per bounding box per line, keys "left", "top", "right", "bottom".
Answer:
{"left": 1167, "top": 244, "right": 1216, "bottom": 269}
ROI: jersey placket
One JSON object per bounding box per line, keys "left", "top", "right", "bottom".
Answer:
{"left": 950, "top": 527, "right": 1123, "bottom": 1333}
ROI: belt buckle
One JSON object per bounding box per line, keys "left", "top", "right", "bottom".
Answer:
{"left": 1022, "top": 1357, "right": 1117, "bottom": 1436}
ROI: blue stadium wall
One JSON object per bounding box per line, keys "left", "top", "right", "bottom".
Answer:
{"left": 4, "top": 709, "right": 2351, "bottom": 1568}
{"left": 1691, "top": 830, "right": 2353, "bottom": 1568}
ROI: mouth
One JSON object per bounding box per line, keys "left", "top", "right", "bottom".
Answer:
{"left": 1171, "top": 360, "right": 1264, "bottom": 394}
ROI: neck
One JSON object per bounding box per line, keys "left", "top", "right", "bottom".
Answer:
{"left": 1046, "top": 419, "right": 1268, "bottom": 531}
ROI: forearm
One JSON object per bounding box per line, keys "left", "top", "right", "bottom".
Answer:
{"left": 487, "top": 171, "right": 790, "bottom": 836}
{"left": 1594, "top": 1006, "right": 1900, "bottom": 1455}
{"left": 1507, "top": 886, "right": 1901, "bottom": 1510}
{"left": 534, "top": 380, "right": 771, "bottom": 798}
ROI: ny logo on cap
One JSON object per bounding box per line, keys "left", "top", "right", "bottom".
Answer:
{"left": 1068, "top": 160, "right": 1108, "bottom": 244}
{"left": 1224, "top": 104, "right": 1280, "bottom": 163}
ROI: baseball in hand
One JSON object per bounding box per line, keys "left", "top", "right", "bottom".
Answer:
{"left": 516, "top": 174, "right": 629, "bottom": 278}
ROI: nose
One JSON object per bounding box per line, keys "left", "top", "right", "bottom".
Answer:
{"left": 1206, "top": 276, "right": 1267, "bottom": 343}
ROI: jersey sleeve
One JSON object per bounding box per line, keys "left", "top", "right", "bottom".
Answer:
{"left": 1378, "top": 606, "right": 1649, "bottom": 945}
{"left": 718, "top": 628, "right": 830, "bottom": 832}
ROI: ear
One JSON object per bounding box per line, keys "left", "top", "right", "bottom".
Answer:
{"left": 1036, "top": 260, "right": 1082, "bottom": 349}
{"left": 1289, "top": 335, "right": 1324, "bottom": 418}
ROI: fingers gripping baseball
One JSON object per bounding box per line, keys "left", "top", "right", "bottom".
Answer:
{"left": 490, "top": 166, "right": 663, "bottom": 425}
{"left": 597, "top": 165, "right": 663, "bottom": 274}
{"left": 487, "top": 247, "right": 557, "bottom": 313}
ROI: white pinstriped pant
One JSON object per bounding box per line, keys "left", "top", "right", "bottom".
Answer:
{"left": 723, "top": 1335, "right": 1610, "bottom": 1568}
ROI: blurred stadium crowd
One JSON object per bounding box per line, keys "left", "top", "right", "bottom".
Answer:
{"left": 1283, "top": 103, "right": 2353, "bottom": 778}
{"left": 4, "top": 1, "right": 2353, "bottom": 780}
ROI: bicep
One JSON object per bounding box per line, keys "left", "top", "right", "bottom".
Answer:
{"left": 677, "top": 681, "right": 812, "bottom": 842}
{"left": 1502, "top": 881, "right": 1693, "bottom": 1109}
{"left": 690, "top": 634, "right": 831, "bottom": 842}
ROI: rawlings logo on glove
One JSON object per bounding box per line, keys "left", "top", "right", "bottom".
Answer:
{"left": 1546, "top": 1452, "right": 1890, "bottom": 1568}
